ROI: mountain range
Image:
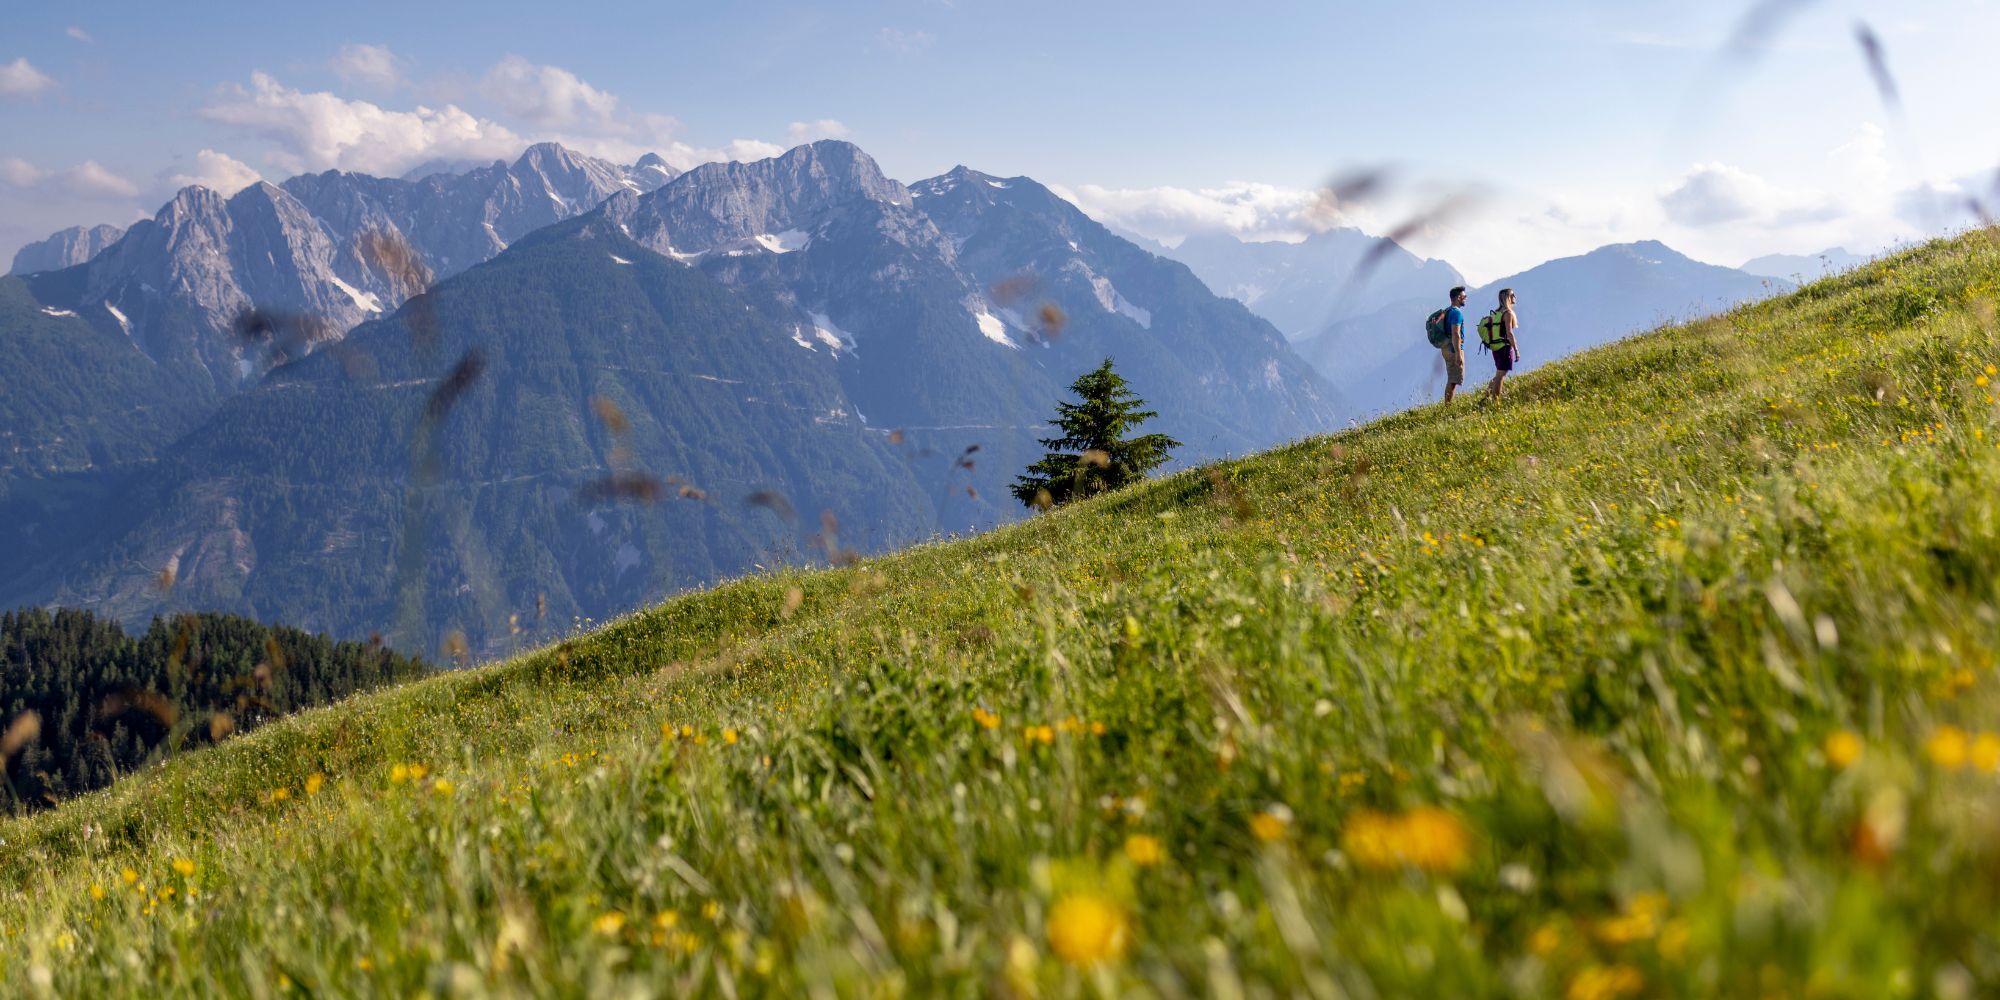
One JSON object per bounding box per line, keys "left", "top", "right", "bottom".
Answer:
{"left": 0, "top": 141, "right": 1340, "bottom": 655}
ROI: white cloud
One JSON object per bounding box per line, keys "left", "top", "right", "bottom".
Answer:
{"left": 331, "top": 43, "right": 403, "bottom": 91}
{"left": 56, "top": 161, "right": 140, "bottom": 199}
{"left": 0, "top": 157, "right": 140, "bottom": 199}
{"left": 1658, "top": 163, "right": 1794, "bottom": 226}
{"left": 200, "top": 71, "right": 526, "bottom": 176}
{"left": 878, "top": 28, "right": 935, "bottom": 53}
{"left": 787, "top": 119, "right": 850, "bottom": 144}
{"left": 0, "top": 57, "right": 56, "bottom": 98}
{"left": 1051, "top": 181, "right": 1335, "bottom": 244}
{"left": 723, "top": 139, "right": 787, "bottom": 162}
{"left": 163, "top": 149, "right": 263, "bottom": 196}
{"left": 480, "top": 55, "right": 618, "bottom": 128}
{"left": 66, "top": 26, "right": 93, "bottom": 44}
{"left": 0, "top": 156, "right": 45, "bottom": 187}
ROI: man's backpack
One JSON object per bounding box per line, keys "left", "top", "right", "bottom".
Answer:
{"left": 1425, "top": 309, "right": 1452, "bottom": 348}
{"left": 1477, "top": 309, "right": 1510, "bottom": 351}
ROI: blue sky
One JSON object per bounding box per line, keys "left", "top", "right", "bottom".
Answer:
{"left": 3, "top": 0, "right": 1997, "bottom": 281}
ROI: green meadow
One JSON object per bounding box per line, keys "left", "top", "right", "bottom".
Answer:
{"left": 4, "top": 229, "right": 2000, "bottom": 998}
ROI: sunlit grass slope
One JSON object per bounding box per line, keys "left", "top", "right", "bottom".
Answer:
{"left": 5, "top": 231, "right": 2000, "bottom": 997}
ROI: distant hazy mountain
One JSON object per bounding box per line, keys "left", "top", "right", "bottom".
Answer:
{"left": 1740, "top": 247, "right": 1870, "bottom": 281}
{"left": 9, "top": 224, "right": 125, "bottom": 275}
{"left": 1153, "top": 229, "right": 1465, "bottom": 339}
{"left": 1299, "top": 240, "right": 1790, "bottom": 415}
{"left": 1, "top": 141, "right": 1342, "bottom": 653}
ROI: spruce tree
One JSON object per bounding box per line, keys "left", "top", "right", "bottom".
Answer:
{"left": 1011, "top": 358, "right": 1181, "bottom": 510}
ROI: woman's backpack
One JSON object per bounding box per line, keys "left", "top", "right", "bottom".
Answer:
{"left": 1477, "top": 309, "right": 1510, "bottom": 351}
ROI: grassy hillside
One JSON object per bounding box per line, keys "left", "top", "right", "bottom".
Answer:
{"left": 3, "top": 231, "right": 1998, "bottom": 997}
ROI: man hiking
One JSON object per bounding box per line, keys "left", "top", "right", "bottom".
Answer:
{"left": 1478, "top": 287, "right": 1520, "bottom": 401}
{"left": 1439, "top": 285, "right": 1468, "bottom": 402}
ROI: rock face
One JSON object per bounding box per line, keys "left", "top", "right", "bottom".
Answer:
{"left": 31, "top": 183, "right": 362, "bottom": 394}
{"left": 283, "top": 142, "right": 679, "bottom": 281}
{"left": 9, "top": 224, "right": 126, "bottom": 275}
{"left": 1298, "top": 240, "right": 1792, "bottom": 416}
{"left": 18, "top": 145, "right": 678, "bottom": 399}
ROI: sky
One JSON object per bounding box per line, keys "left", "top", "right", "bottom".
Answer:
{"left": 3, "top": 0, "right": 1997, "bottom": 283}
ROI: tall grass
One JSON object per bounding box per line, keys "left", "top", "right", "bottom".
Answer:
{"left": 2, "top": 231, "right": 1998, "bottom": 997}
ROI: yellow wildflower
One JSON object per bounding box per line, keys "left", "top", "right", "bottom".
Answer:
{"left": 1046, "top": 893, "right": 1129, "bottom": 966}
{"left": 1928, "top": 725, "right": 1970, "bottom": 769}
{"left": 971, "top": 707, "right": 1001, "bottom": 730}
{"left": 389, "top": 763, "right": 409, "bottom": 784}
{"left": 171, "top": 858, "right": 196, "bottom": 877}
{"left": 723, "top": 728, "right": 739, "bottom": 745}
{"left": 1250, "top": 807, "right": 1291, "bottom": 843}
{"left": 89, "top": 884, "right": 105, "bottom": 901}
{"left": 1123, "top": 834, "right": 1165, "bottom": 867}
{"left": 269, "top": 786, "right": 290, "bottom": 803}
{"left": 1823, "top": 730, "right": 1863, "bottom": 769}
{"left": 304, "top": 773, "right": 325, "bottom": 795}
{"left": 1567, "top": 964, "right": 1643, "bottom": 1000}
{"left": 1528, "top": 923, "right": 1563, "bottom": 956}
{"left": 1657, "top": 919, "right": 1690, "bottom": 961}
{"left": 1974, "top": 733, "right": 2000, "bottom": 773}
{"left": 432, "top": 778, "right": 455, "bottom": 797}
{"left": 592, "top": 911, "right": 626, "bottom": 936}
{"left": 1341, "top": 806, "right": 1471, "bottom": 874}
{"left": 120, "top": 867, "right": 138, "bottom": 885}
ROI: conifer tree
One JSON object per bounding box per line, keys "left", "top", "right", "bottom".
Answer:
{"left": 1011, "top": 358, "right": 1181, "bottom": 510}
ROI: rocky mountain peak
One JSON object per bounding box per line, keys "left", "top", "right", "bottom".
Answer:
{"left": 7, "top": 223, "right": 125, "bottom": 275}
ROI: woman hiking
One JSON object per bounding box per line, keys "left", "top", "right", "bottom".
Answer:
{"left": 1480, "top": 287, "right": 1519, "bottom": 402}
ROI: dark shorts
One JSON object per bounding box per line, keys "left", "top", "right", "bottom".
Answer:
{"left": 1493, "top": 347, "right": 1514, "bottom": 373}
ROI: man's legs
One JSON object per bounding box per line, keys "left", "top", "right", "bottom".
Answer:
{"left": 1442, "top": 345, "right": 1464, "bottom": 402}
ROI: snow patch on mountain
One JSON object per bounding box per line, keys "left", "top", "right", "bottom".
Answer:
{"left": 329, "top": 275, "right": 382, "bottom": 312}
{"left": 40, "top": 306, "right": 77, "bottom": 317}
{"left": 805, "top": 311, "right": 856, "bottom": 355}
{"left": 103, "top": 301, "right": 130, "bottom": 335}
{"left": 1067, "top": 261, "right": 1152, "bottom": 328}
{"left": 970, "top": 305, "right": 1019, "bottom": 349}
{"left": 608, "top": 253, "right": 634, "bottom": 265}
{"left": 755, "top": 230, "right": 811, "bottom": 253}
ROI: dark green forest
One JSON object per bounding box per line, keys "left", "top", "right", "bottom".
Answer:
{"left": 1, "top": 607, "right": 426, "bottom": 812}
